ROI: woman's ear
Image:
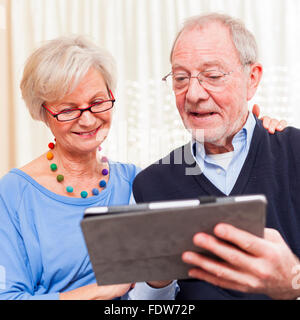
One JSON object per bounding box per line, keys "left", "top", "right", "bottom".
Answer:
{"left": 247, "top": 63, "right": 263, "bottom": 101}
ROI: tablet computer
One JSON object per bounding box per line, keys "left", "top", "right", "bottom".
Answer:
{"left": 80, "top": 194, "right": 267, "bottom": 285}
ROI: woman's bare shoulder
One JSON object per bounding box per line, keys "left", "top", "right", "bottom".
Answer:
{"left": 19, "top": 153, "right": 48, "bottom": 179}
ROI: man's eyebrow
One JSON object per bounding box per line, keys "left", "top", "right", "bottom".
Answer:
{"left": 172, "top": 64, "right": 189, "bottom": 72}
{"left": 172, "top": 60, "right": 226, "bottom": 72}
{"left": 201, "top": 61, "right": 225, "bottom": 69}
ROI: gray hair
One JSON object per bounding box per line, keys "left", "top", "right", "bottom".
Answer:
{"left": 20, "top": 35, "right": 117, "bottom": 123}
{"left": 170, "top": 13, "right": 258, "bottom": 66}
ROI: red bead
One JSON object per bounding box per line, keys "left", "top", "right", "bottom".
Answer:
{"left": 48, "top": 142, "right": 55, "bottom": 149}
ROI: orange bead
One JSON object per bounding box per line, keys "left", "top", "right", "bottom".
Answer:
{"left": 47, "top": 151, "right": 54, "bottom": 160}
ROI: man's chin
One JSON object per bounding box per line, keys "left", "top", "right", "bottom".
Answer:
{"left": 187, "top": 126, "right": 226, "bottom": 144}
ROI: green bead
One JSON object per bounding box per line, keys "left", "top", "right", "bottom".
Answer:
{"left": 56, "top": 174, "right": 64, "bottom": 182}
{"left": 81, "top": 191, "right": 88, "bottom": 198}
{"left": 66, "top": 186, "right": 73, "bottom": 193}
{"left": 50, "top": 163, "right": 57, "bottom": 171}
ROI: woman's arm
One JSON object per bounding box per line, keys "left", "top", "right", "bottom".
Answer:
{"left": 59, "top": 283, "right": 131, "bottom": 300}
{"left": 0, "top": 197, "right": 60, "bottom": 300}
{"left": 252, "top": 104, "right": 287, "bottom": 133}
{"left": 0, "top": 193, "right": 132, "bottom": 300}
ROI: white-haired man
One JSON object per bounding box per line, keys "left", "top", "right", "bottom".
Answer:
{"left": 133, "top": 13, "right": 300, "bottom": 300}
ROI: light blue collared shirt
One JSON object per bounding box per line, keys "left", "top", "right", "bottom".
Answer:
{"left": 192, "top": 112, "right": 256, "bottom": 195}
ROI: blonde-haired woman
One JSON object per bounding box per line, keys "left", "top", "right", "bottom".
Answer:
{"left": 0, "top": 36, "right": 176, "bottom": 300}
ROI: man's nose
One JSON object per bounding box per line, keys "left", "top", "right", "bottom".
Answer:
{"left": 186, "top": 77, "right": 210, "bottom": 103}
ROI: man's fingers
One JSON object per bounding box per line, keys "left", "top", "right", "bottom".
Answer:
{"left": 183, "top": 252, "right": 259, "bottom": 292}
{"left": 188, "top": 267, "right": 248, "bottom": 293}
{"left": 189, "top": 268, "right": 256, "bottom": 292}
{"left": 192, "top": 232, "right": 254, "bottom": 269}
{"left": 182, "top": 251, "right": 240, "bottom": 282}
{"left": 213, "top": 223, "right": 270, "bottom": 256}
{"left": 264, "top": 228, "right": 284, "bottom": 243}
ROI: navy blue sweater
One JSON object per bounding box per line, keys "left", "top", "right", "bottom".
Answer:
{"left": 133, "top": 118, "right": 300, "bottom": 300}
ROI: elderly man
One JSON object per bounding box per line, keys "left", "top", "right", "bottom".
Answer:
{"left": 133, "top": 13, "right": 300, "bottom": 300}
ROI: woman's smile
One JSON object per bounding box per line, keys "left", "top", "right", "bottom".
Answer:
{"left": 72, "top": 125, "right": 102, "bottom": 138}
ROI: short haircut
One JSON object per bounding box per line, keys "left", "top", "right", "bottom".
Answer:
{"left": 170, "top": 13, "right": 258, "bottom": 66}
{"left": 20, "top": 35, "right": 117, "bottom": 123}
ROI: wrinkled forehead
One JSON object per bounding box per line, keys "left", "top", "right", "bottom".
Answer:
{"left": 171, "top": 22, "right": 241, "bottom": 69}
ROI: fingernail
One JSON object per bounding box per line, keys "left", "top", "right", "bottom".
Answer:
{"left": 189, "top": 270, "right": 195, "bottom": 278}
{"left": 183, "top": 253, "right": 192, "bottom": 262}
{"left": 216, "top": 225, "right": 225, "bottom": 237}
{"left": 195, "top": 234, "right": 206, "bottom": 244}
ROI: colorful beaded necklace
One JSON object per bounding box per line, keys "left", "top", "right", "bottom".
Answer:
{"left": 47, "top": 142, "right": 109, "bottom": 198}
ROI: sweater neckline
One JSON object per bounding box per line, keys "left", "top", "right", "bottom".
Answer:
{"left": 190, "top": 117, "right": 264, "bottom": 196}
{"left": 9, "top": 162, "right": 115, "bottom": 205}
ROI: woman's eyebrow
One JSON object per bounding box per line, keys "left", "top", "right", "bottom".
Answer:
{"left": 89, "top": 91, "right": 108, "bottom": 102}
{"left": 55, "top": 91, "right": 108, "bottom": 107}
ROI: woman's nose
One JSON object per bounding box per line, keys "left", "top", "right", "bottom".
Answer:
{"left": 77, "top": 108, "right": 97, "bottom": 126}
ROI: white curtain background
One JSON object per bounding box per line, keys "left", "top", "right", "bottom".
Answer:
{"left": 1, "top": 0, "right": 300, "bottom": 176}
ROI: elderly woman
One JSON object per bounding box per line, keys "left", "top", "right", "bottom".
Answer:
{"left": 0, "top": 36, "right": 177, "bottom": 300}
{"left": 0, "top": 35, "right": 285, "bottom": 300}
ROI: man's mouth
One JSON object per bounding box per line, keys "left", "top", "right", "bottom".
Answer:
{"left": 189, "top": 111, "right": 216, "bottom": 118}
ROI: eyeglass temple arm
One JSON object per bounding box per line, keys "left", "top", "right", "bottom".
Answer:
{"left": 42, "top": 103, "right": 59, "bottom": 116}
{"left": 162, "top": 72, "right": 172, "bottom": 81}
{"left": 109, "top": 89, "right": 115, "bottom": 100}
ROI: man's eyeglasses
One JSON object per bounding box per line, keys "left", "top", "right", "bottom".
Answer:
{"left": 42, "top": 90, "right": 115, "bottom": 122}
{"left": 162, "top": 70, "right": 233, "bottom": 93}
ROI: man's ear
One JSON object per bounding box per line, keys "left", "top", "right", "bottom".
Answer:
{"left": 247, "top": 63, "right": 263, "bottom": 101}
